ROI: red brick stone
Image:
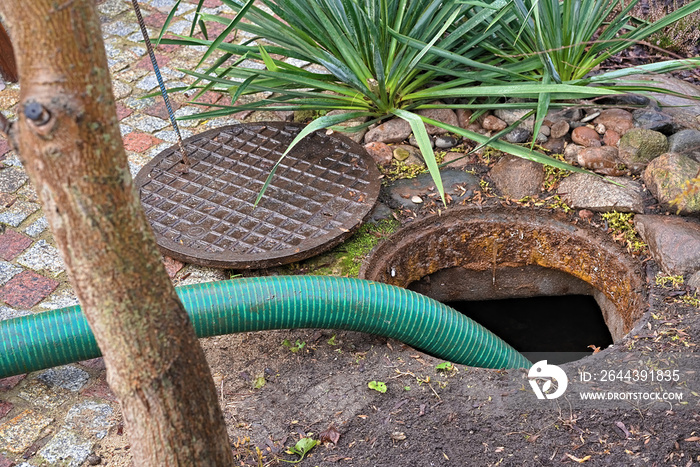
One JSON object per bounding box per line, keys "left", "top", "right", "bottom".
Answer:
{"left": 190, "top": 91, "right": 221, "bottom": 106}
{"left": 135, "top": 53, "right": 172, "bottom": 70}
{"left": 79, "top": 357, "right": 106, "bottom": 371}
{"left": 143, "top": 100, "right": 180, "bottom": 120}
{"left": 0, "top": 270, "right": 59, "bottom": 309}
{"left": 0, "top": 374, "right": 25, "bottom": 391}
{"left": 143, "top": 10, "right": 168, "bottom": 29}
{"left": 0, "top": 229, "right": 33, "bottom": 261}
{"left": 0, "top": 453, "right": 13, "bottom": 467}
{"left": 163, "top": 256, "right": 184, "bottom": 278}
{"left": 185, "top": 0, "right": 221, "bottom": 6}
{"left": 0, "top": 400, "right": 12, "bottom": 419}
{"left": 154, "top": 42, "right": 181, "bottom": 53}
{"left": 115, "top": 103, "right": 133, "bottom": 121}
{"left": 0, "top": 137, "right": 9, "bottom": 157}
{"left": 122, "top": 132, "right": 163, "bottom": 153}
{"left": 81, "top": 376, "right": 116, "bottom": 401}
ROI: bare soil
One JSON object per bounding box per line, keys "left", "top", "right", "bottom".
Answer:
{"left": 199, "top": 255, "right": 700, "bottom": 467}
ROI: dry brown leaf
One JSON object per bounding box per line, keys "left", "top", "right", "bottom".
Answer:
{"left": 320, "top": 425, "right": 341, "bottom": 445}
{"left": 684, "top": 436, "right": 700, "bottom": 442}
{"left": 565, "top": 453, "right": 591, "bottom": 463}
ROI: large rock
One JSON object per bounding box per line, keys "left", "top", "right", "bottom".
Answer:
{"left": 494, "top": 108, "right": 535, "bottom": 131}
{"left": 364, "top": 118, "right": 411, "bottom": 144}
{"left": 416, "top": 106, "right": 459, "bottom": 135}
{"left": 593, "top": 109, "right": 635, "bottom": 135}
{"left": 577, "top": 146, "right": 625, "bottom": 176}
{"left": 634, "top": 215, "right": 700, "bottom": 275}
{"left": 668, "top": 129, "right": 700, "bottom": 160}
{"left": 387, "top": 169, "right": 479, "bottom": 209}
{"left": 326, "top": 109, "right": 368, "bottom": 143}
{"left": 488, "top": 155, "right": 544, "bottom": 199}
{"left": 643, "top": 153, "right": 700, "bottom": 215}
{"left": 617, "top": 128, "right": 668, "bottom": 173}
{"left": 571, "top": 126, "right": 601, "bottom": 147}
{"left": 632, "top": 109, "right": 674, "bottom": 134}
{"left": 558, "top": 174, "right": 644, "bottom": 213}
{"left": 364, "top": 141, "right": 393, "bottom": 166}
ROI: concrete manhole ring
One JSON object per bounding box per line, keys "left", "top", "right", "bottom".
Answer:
{"left": 360, "top": 206, "right": 647, "bottom": 359}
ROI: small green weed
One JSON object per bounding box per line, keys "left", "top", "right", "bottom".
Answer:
{"left": 368, "top": 381, "right": 387, "bottom": 393}
{"left": 655, "top": 274, "right": 684, "bottom": 289}
{"left": 282, "top": 339, "right": 306, "bottom": 353}
{"left": 600, "top": 212, "right": 647, "bottom": 254}
{"left": 542, "top": 155, "right": 571, "bottom": 191}
{"left": 380, "top": 160, "right": 428, "bottom": 181}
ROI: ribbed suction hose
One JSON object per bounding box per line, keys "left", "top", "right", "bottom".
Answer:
{"left": 0, "top": 276, "right": 531, "bottom": 378}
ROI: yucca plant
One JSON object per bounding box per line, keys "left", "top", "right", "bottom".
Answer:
{"left": 490, "top": 0, "right": 700, "bottom": 82}
{"left": 160, "top": 0, "right": 607, "bottom": 203}
{"left": 467, "top": 0, "right": 700, "bottom": 146}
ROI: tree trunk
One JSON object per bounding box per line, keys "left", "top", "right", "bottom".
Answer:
{"left": 0, "top": 2, "right": 234, "bottom": 465}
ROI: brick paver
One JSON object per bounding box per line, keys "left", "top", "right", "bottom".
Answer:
{"left": 0, "top": 270, "right": 59, "bottom": 309}
{"left": 0, "top": 229, "right": 33, "bottom": 261}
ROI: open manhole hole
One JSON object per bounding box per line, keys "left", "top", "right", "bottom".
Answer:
{"left": 135, "top": 123, "right": 380, "bottom": 269}
{"left": 360, "top": 206, "right": 647, "bottom": 364}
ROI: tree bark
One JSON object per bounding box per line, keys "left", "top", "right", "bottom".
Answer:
{"left": 0, "top": 2, "right": 234, "bottom": 465}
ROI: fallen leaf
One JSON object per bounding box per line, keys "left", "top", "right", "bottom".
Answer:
{"left": 684, "top": 436, "right": 700, "bottom": 442}
{"left": 320, "top": 425, "right": 341, "bottom": 445}
{"left": 565, "top": 453, "right": 591, "bottom": 463}
{"left": 615, "top": 421, "right": 631, "bottom": 439}
{"left": 588, "top": 345, "right": 601, "bottom": 354}
{"left": 390, "top": 432, "right": 406, "bottom": 441}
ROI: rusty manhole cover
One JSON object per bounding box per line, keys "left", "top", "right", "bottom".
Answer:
{"left": 134, "top": 122, "right": 381, "bottom": 269}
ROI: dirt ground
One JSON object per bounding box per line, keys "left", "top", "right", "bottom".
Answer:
{"left": 177, "top": 256, "right": 699, "bottom": 467}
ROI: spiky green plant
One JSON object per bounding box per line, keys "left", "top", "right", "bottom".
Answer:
{"left": 160, "top": 0, "right": 606, "bottom": 203}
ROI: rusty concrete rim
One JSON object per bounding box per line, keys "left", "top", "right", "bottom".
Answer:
{"left": 360, "top": 206, "right": 647, "bottom": 341}
{"left": 135, "top": 122, "right": 381, "bottom": 269}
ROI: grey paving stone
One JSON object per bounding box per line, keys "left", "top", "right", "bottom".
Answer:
{"left": 174, "top": 264, "right": 228, "bottom": 286}
{"left": 1, "top": 154, "right": 22, "bottom": 167}
{"left": 175, "top": 106, "right": 204, "bottom": 128}
{"left": 102, "top": 21, "right": 139, "bottom": 37}
{"left": 135, "top": 74, "right": 160, "bottom": 92}
{"left": 38, "top": 429, "right": 92, "bottom": 467}
{"left": 24, "top": 216, "right": 49, "bottom": 237}
{"left": 0, "top": 167, "right": 29, "bottom": 193}
{"left": 39, "top": 288, "right": 79, "bottom": 310}
{"left": 0, "top": 261, "right": 22, "bottom": 286}
{"left": 145, "top": 142, "right": 173, "bottom": 159}
{"left": 122, "top": 114, "right": 169, "bottom": 132}
{"left": 17, "top": 379, "right": 70, "bottom": 409}
{"left": 203, "top": 116, "right": 241, "bottom": 129}
{"left": 38, "top": 366, "right": 90, "bottom": 392}
{"left": 123, "top": 95, "right": 157, "bottom": 111}
{"left": 111, "top": 80, "right": 132, "bottom": 100}
{"left": 0, "top": 200, "right": 40, "bottom": 227}
{"left": 16, "top": 239, "right": 65, "bottom": 275}
{"left": 97, "top": 0, "right": 131, "bottom": 16}
{"left": 120, "top": 124, "right": 134, "bottom": 137}
{"left": 167, "top": 20, "right": 191, "bottom": 35}
{"left": 0, "top": 306, "right": 32, "bottom": 321}
{"left": 154, "top": 128, "right": 193, "bottom": 143}
{"left": 64, "top": 402, "right": 115, "bottom": 440}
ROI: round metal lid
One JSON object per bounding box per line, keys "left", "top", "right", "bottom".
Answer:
{"left": 134, "top": 122, "right": 381, "bottom": 269}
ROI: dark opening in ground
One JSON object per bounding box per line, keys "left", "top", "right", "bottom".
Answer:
{"left": 445, "top": 295, "right": 614, "bottom": 365}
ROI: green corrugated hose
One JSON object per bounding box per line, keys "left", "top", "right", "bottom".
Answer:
{"left": 0, "top": 276, "right": 530, "bottom": 378}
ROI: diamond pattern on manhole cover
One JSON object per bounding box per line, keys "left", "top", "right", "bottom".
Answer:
{"left": 134, "top": 123, "right": 381, "bottom": 269}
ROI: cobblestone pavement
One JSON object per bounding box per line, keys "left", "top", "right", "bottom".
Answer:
{"left": 0, "top": 1, "right": 240, "bottom": 465}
